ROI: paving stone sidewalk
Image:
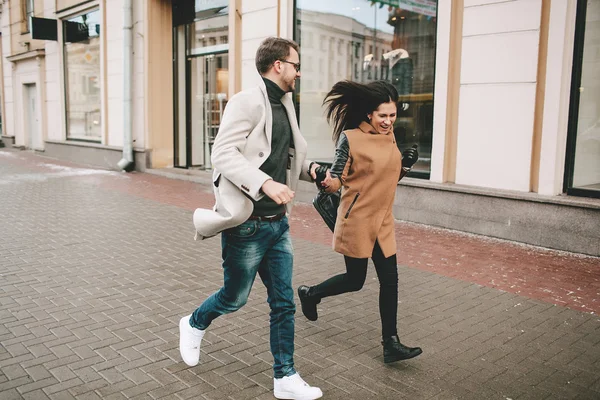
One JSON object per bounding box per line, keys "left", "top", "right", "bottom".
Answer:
{"left": 1, "top": 150, "right": 599, "bottom": 400}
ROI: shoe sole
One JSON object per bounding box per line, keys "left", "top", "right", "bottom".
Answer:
{"left": 274, "top": 389, "right": 323, "bottom": 400}
{"left": 384, "top": 348, "right": 423, "bottom": 363}
{"left": 179, "top": 316, "right": 200, "bottom": 367}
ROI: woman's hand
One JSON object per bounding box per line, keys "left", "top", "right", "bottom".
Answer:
{"left": 322, "top": 170, "right": 341, "bottom": 193}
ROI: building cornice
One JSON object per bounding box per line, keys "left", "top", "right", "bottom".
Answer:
{"left": 7, "top": 49, "right": 46, "bottom": 63}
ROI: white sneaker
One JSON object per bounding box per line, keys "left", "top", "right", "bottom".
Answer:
{"left": 273, "top": 373, "right": 323, "bottom": 400}
{"left": 179, "top": 314, "right": 205, "bottom": 366}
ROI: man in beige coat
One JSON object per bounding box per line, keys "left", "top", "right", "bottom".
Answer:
{"left": 180, "top": 37, "right": 323, "bottom": 400}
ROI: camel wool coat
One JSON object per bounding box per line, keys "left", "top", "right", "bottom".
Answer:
{"left": 333, "top": 122, "right": 401, "bottom": 259}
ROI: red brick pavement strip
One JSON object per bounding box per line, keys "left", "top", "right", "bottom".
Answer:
{"left": 3, "top": 149, "right": 600, "bottom": 315}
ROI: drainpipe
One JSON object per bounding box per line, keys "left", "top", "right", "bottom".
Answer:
{"left": 117, "top": 0, "right": 134, "bottom": 171}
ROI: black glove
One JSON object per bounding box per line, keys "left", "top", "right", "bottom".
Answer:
{"left": 402, "top": 145, "right": 419, "bottom": 169}
{"left": 314, "top": 165, "right": 328, "bottom": 190}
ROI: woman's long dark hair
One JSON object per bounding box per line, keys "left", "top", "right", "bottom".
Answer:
{"left": 323, "top": 80, "right": 399, "bottom": 143}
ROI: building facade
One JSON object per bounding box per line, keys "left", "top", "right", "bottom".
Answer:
{"left": 0, "top": 0, "right": 598, "bottom": 256}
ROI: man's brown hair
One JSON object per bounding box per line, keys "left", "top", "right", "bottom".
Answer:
{"left": 255, "top": 37, "right": 299, "bottom": 74}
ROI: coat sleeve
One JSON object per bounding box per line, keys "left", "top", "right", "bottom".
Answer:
{"left": 210, "top": 91, "right": 271, "bottom": 201}
{"left": 330, "top": 133, "right": 351, "bottom": 183}
{"left": 299, "top": 159, "right": 313, "bottom": 183}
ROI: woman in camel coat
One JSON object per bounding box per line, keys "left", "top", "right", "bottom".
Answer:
{"left": 298, "top": 80, "right": 423, "bottom": 364}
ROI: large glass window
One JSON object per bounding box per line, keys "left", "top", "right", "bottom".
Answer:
{"left": 295, "top": 0, "right": 438, "bottom": 178}
{"left": 63, "top": 9, "right": 101, "bottom": 141}
{"left": 173, "top": 0, "right": 229, "bottom": 169}
{"left": 566, "top": 0, "right": 600, "bottom": 198}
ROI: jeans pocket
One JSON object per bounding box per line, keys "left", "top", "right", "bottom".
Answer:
{"left": 227, "top": 220, "right": 259, "bottom": 238}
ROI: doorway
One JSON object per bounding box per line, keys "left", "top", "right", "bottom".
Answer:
{"left": 24, "top": 83, "right": 43, "bottom": 150}
{"left": 172, "top": 2, "right": 229, "bottom": 170}
{"left": 189, "top": 52, "right": 229, "bottom": 169}
{"left": 174, "top": 49, "right": 229, "bottom": 169}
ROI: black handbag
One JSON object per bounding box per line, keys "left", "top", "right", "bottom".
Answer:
{"left": 313, "top": 190, "right": 340, "bottom": 232}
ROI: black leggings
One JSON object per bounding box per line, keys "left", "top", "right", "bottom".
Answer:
{"left": 312, "top": 241, "right": 399, "bottom": 338}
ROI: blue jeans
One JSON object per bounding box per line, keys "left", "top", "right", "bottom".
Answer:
{"left": 190, "top": 216, "right": 296, "bottom": 378}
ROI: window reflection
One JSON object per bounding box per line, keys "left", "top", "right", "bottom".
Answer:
{"left": 64, "top": 9, "right": 101, "bottom": 141}
{"left": 296, "top": 0, "right": 437, "bottom": 177}
{"left": 186, "top": 1, "right": 228, "bottom": 56}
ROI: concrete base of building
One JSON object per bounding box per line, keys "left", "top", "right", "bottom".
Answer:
{"left": 391, "top": 179, "right": 600, "bottom": 257}
{"left": 44, "top": 140, "right": 148, "bottom": 172}
{"left": 2, "top": 135, "right": 15, "bottom": 147}
{"left": 148, "top": 167, "right": 600, "bottom": 257}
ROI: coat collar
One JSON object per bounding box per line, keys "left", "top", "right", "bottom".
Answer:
{"left": 358, "top": 121, "right": 379, "bottom": 135}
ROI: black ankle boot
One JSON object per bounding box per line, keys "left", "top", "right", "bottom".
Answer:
{"left": 297, "top": 285, "right": 321, "bottom": 321}
{"left": 382, "top": 335, "right": 422, "bottom": 363}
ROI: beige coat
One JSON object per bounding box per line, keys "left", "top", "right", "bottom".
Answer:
{"left": 333, "top": 122, "right": 401, "bottom": 258}
{"left": 193, "top": 79, "right": 312, "bottom": 239}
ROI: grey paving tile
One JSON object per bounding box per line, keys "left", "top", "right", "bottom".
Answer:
{"left": 0, "top": 154, "right": 599, "bottom": 400}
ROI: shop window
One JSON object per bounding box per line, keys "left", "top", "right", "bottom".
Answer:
{"left": 63, "top": 9, "right": 101, "bottom": 141}
{"left": 296, "top": 0, "right": 438, "bottom": 178}
{"left": 186, "top": 2, "right": 228, "bottom": 56}
{"left": 565, "top": 0, "right": 600, "bottom": 198}
{"left": 173, "top": 1, "right": 229, "bottom": 169}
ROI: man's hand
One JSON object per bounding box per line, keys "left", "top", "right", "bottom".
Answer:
{"left": 314, "top": 165, "right": 328, "bottom": 190}
{"left": 309, "top": 162, "right": 320, "bottom": 180}
{"left": 261, "top": 179, "right": 295, "bottom": 205}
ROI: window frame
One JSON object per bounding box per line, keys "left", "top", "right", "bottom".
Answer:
{"left": 563, "top": 0, "right": 600, "bottom": 199}
{"left": 293, "top": 0, "right": 438, "bottom": 180}
{"left": 62, "top": 7, "right": 102, "bottom": 142}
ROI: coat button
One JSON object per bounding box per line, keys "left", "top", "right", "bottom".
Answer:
{"left": 259, "top": 152, "right": 264, "bottom": 157}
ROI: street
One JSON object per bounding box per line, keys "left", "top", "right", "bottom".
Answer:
{"left": 1, "top": 149, "right": 599, "bottom": 400}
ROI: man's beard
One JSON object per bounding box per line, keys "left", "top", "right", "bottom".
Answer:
{"left": 284, "top": 77, "right": 295, "bottom": 92}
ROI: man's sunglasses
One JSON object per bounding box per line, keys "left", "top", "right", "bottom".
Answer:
{"left": 279, "top": 60, "right": 301, "bottom": 72}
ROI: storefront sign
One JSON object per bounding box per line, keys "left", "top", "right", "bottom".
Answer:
{"left": 65, "top": 20, "right": 89, "bottom": 43}
{"left": 374, "top": 0, "right": 437, "bottom": 17}
{"left": 31, "top": 17, "right": 57, "bottom": 41}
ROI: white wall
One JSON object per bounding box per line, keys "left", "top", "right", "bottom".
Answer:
{"left": 456, "top": 0, "right": 542, "bottom": 191}
{"left": 1, "top": 5, "right": 14, "bottom": 139}
{"left": 240, "top": 0, "right": 279, "bottom": 90}
{"left": 429, "top": 0, "right": 452, "bottom": 183}
{"left": 106, "top": 0, "right": 123, "bottom": 147}
{"left": 132, "top": 0, "right": 145, "bottom": 150}
{"left": 105, "top": 0, "right": 146, "bottom": 149}
{"left": 538, "top": 0, "right": 577, "bottom": 195}
{"left": 43, "top": 0, "right": 62, "bottom": 142}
